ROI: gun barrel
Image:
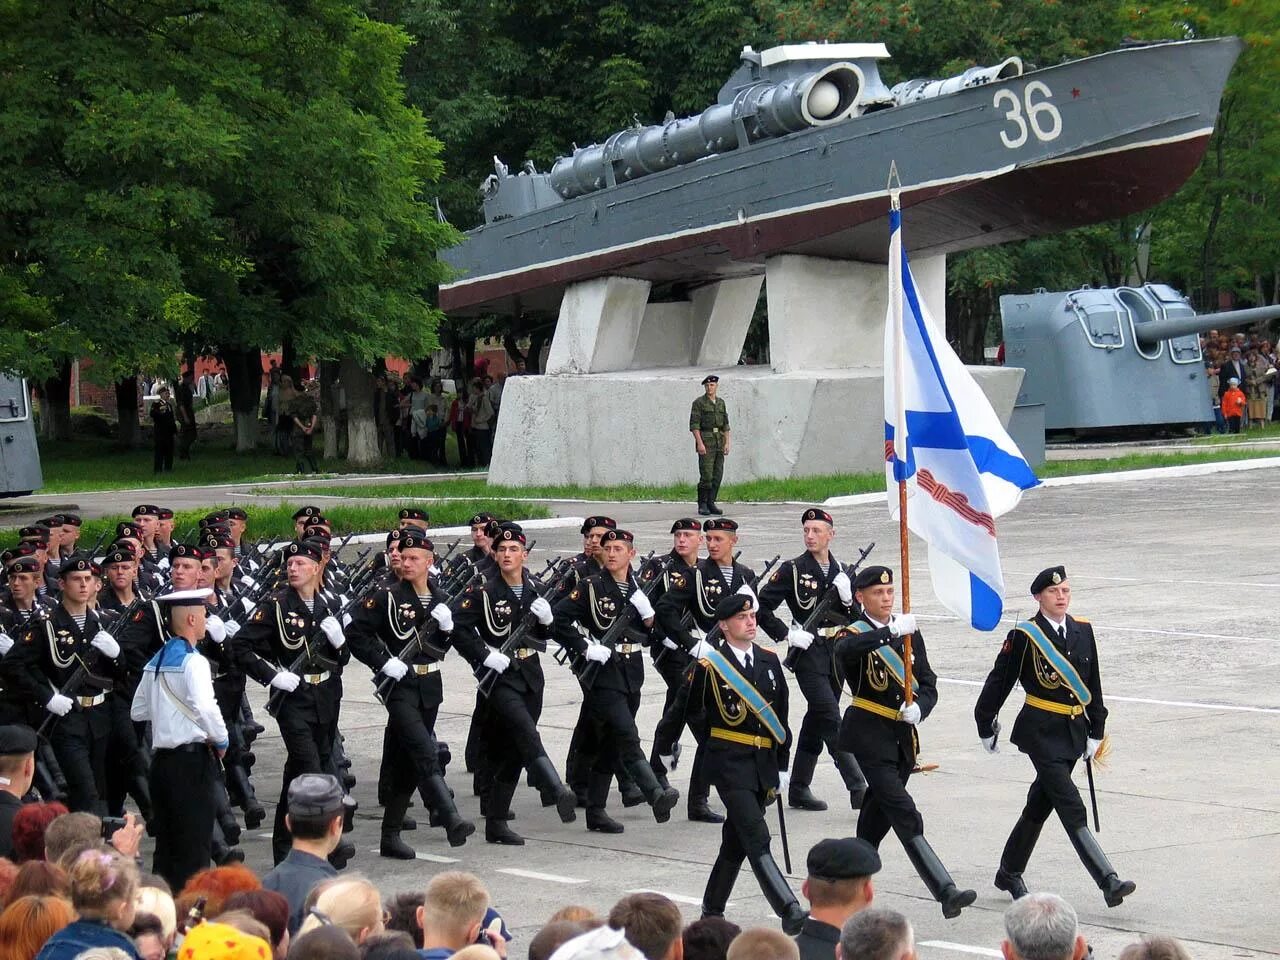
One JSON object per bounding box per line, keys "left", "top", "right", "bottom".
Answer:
{"left": 1134, "top": 302, "right": 1280, "bottom": 345}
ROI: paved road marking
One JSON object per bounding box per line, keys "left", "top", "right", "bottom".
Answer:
{"left": 909, "top": 611, "right": 1278, "bottom": 645}
{"left": 498, "top": 868, "right": 587, "bottom": 885}
{"left": 936, "top": 677, "right": 1280, "bottom": 714}
{"left": 919, "top": 941, "right": 1002, "bottom": 958}
{"left": 626, "top": 889, "right": 719, "bottom": 907}
{"left": 367, "top": 848, "right": 458, "bottom": 864}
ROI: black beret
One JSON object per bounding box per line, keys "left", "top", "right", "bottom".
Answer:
{"left": 670, "top": 518, "right": 701, "bottom": 534}
{"left": 283, "top": 541, "right": 324, "bottom": 563}
{"left": 6, "top": 555, "right": 39, "bottom": 575}
{"left": 3, "top": 543, "right": 38, "bottom": 565}
{"left": 58, "top": 553, "right": 97, "bottom": 578}
{"left": 18, "top": 525, "right": 49, "bottom": 543}
{"left": 106, "top": 540, "right": 136, "bottom": 557}
{"left": 496, "top": 523, "right": 526, "bottom": 546}
{"left": 292, "top": 506, "right": 324, "bottom": 521}
{"left": 200, "top": 512, "right": 229, "bottom": 527}
{"left": 0, "top": 724, "right": 38, "bottom": 756}
{"left": 703, "top": 518, "right": 738, "bottom": 533}
{"left": 169, "top": 543, "right": 201, "bottom": 563}
{"left": 225, "top": 508, "right": 248, "bottom": 521}
{"left": 580, "top": 516, "right": 616, "bottom": 535}
{"left": 853, "top": 565, "right": 893, "bottom": 590}
{"left": 131, "top": 504, "right": 161, "bottom": 518}
{"left": 155, "top": 508, "right": 173, "bottom": 520}
{"left": 301, "top": 525, "right": 332, "bottom": 544}
{"left": 399, "top": 529, "right": 435, "bottom": 553}
{"left": 601, "top": 529, "right": 634, "bottom": 544}
{"left": 1030, "top": 566, "right": 1067, "bottom": 595}
{"left": 806, "top": 837, "right": 881, "bottom": 880}
{"left": 287, "top": 773, "right": 352, "bottom": 818}
{"left": 713, "top": 593, "right": 754, "bottom": 620}
{"left": 61, "top": 513, "right": 83, "bottom": 526}
{"left": 100, "top": 548, "right": 135, "bottom": 567}
{"left": 802, "top": 508, "right": 834, "bottom": 526}
{"left": 398, "top": 508, "right": 428, "bottom": 522}
{"left": 469, "top": 512, "right": 498, "bottom": 527}
{"left": 701, "top": 374, "right": 719, "bottom": 385}
{"left": 385, "top": 529, "right": 402, "bottom": 548}
{"left": 202, "top": 532, "right": 235, "bottom": 551}
{"left": 115, "top": 522, "right": 140, "bottom": 541}
{"left": 39, "top": 515, "right": 64, "bottom": 528}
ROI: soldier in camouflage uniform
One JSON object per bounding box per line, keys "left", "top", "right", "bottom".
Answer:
{"left": 690, "top": 375, "right": 731, "bottom": 517}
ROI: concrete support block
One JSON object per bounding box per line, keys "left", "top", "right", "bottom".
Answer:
{"left": 765, "top": 256, "right": 889, "bottom": 372}
{"left": 631, "top": 301, "right": 695, "bottom": 369}
{"left": 544, "top": 276, "right": 652, "bottom": 375}
{"left": 910, "top": 253, "right": 948, "bottom": 336}
{"left": 693, "top": 276, "right": 764, "bottom": 368}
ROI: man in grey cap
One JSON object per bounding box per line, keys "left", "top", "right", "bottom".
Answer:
{"left": 261, "top": 772, "right": 352, "bottom": 934}
{"left": 0, "top": 724, "right": 37, "bottom": 858}
{"left": 795, "top": 838, "right": 880, "bottom": 960}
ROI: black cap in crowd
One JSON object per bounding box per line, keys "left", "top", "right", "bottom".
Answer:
{"left": 18, "top": 525, "right": 49, "bottom": 544}
{"left": 601, "top": 529, "right": 634, "bottom": 544}
{"left": 713, "top": 593, "right": 754, "bottom": 621}
{"left": 469, "top": 512, "right": 497, "bottom": 527}
{"left": 0, "top": 725, "right": 38, "bottom": 757}
{"left": 39, "top": 515, "right": 64, "bottom": 528}
{"left": 169, "top": 543, "right": 202, "bottom": 563}
{"left": 132, "top": 504, "right": 161, "bottom": 518}
{"left": 701, "top": 374, "right": 719, "bottom": 385}
{"left": 6, "top": 555, "right": 39, "bottom": 575}
{"left": 284, "top": 541, "right": 324, "bottom": 563}
{"left": 202, "top": 532, "right": 235, "bottom": 551}
{"left": 62, "top": 513, "right": 83, "bottom": 526}
{"left": 399, "top": 529, "right": 434, "bottom": 553}
{"left": 670, "top": 518, "right": 701, "bottom": 534}
{"left": 802, "top": 508, "right": 834, "bottom": 526}
{"left": 58, "top": 553, "right": 98, "bottom": 578}
{"left": 1030, "top": 566, "right": 1067, "bottom": 595}
{"left": 287, "top": 773, "right": 353, "bottom": 818}
{"left": 385, "top": 529, "right": 402, "bottom": 549}
{"left": 703, "top": 518, "right": 738, "bottom": 533}
{"left": 116, "top": 522, "right": 140, "bottom": 541}
{"left": 292, "top": 506, "right": 324, "bottom": 521}
{"left": 495, "top": 523, "right": 526, "bottom": 546}
{"left": 853, "top": 566, "right": 893, "bottom": 590}
{"left": 100, "top": 547, "right": 135, "bottom": 567}
{"left": 579, "top": 516, "right": 616, "bottom": 535}
{"left": 226, "top": 508, "right": 248, "bottom": 521}
{"left": 301, "top": 525, "right": 332, "bottom": 545}
{"left": 156, "top": 508, "right": 173, "bottom": 520}
{"left": 398, "top": 508, "right": 428, "bottom": 523}
{"left": 806, "top": 837, "right": 881, "bottom": 880}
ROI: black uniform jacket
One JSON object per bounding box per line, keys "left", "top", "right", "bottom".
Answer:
{"left": 757, "top": 551, "right": 857, "bottom": 677}
{"left": 237, "top": 588, "right": 346, "bottom": 722}
{"left": 656, "top": 557, "right": 788, "bottom": 649}
{"left": 834, "top": 621, "right": 938, "bottom": 762}
{"left": 974, "top": 611, "right": 1107, "bottom": 762}
{"left": 552, "top": 569, "right": 651, "bottom": 696}
{"left": 794, "top": 918, "right": 841, "bottom": 960}
{"left": 655, "top": 637, "right": 791, "bottom": 793}
{"left": 644, "top": 551, "right": 696, "bottom": 668}
{"left": 347, "top": 579, "right": 451, "bottom": 710}
{"left": 451, "top": 570, "right": 552, "bottom": 695}
{"left": 5, "top": 604, "right": 127, "bottom": 706}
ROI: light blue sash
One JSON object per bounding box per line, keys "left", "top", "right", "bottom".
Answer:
{"left": 850, "top": 620, "right": 920, "bottom": 693}
{"left": 1014, "top": 620, "right": 1091, "bottom": 705}
{"left": 698, "top": 646, "right": 786, "bottom": 743}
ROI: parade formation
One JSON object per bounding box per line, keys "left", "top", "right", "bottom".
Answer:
{"left": 0, "top": 495, "right": 1133, "bottom": 930}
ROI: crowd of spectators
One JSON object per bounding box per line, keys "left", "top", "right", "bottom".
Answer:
{"left": 1201, "top": 330, "right": 1277, "bottom": 433}
{"left": 0, "top": 793, "right": 1192, "bottom": 960}
{"left": 385, "top": 367, "right": 516, "bottom": 469}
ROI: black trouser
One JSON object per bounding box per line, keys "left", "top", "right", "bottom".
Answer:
{"left": 484, "top": 681, "right": 548, "bottom": 789}
{"left": 453, "top": 424, "right": 471, "bottom": 467}
{"left": 104, "top": 693, "right": 151, "bottom": 818}
{"left": 273, "top": 700, "right": 336, "bottom": 863}
{"left": 703, "top": 785, "right": 773, "bottom": 914}
{"left": 151, "top": 745, "right": 218, "bottom": 891}
{"left": 178, "top": 423, "right": 197, "bottom": 459}
{"left": 1002, "top": 755, "right": 1087, "bottom": 873}
{"left": 794, "top": 668, "right": 843, "bottom": 760}
{"left": 154, "top": 434, "right": 175, "bottom": 472}
{"left": 584, "top": 687, "right": 653, "bottom": 808}
{"left": 855, "top": 747, "right": 924, "bottom": 847}
{"left": 214, "top": 677, "right": 252, "bottom": 806}
{"left": 50, "top": 706, "right": 111, "bottom": 815}
{"left": 649, "top": 654, "right": 711, "bottom": 802}
{"left": 380, "top": 692, "right": 443, "bottom": 806}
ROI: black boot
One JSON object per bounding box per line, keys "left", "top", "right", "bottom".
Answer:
{"left": 903, "top": 835, "right": 977, "bottom": 919}
{"left": 211, "top": 820, "right": 244, "bottom": 865}
{"left": 227, "top": 762, "right": 265, "bottom": 830}
{"left": 707, "top": 482, "right": 724, "bottom": 516}
{"left": 697, "top": 484, "right": 711, "bottom": 517}
{"left": 701, "top": 856, "right": 742, "bottom": 918}
{"left": 619, "top": 770, "right": 646, "bottom": 808}
{"left": 833, "top": 751, "right": 868, "bottom": 809}
{"left": 995, "top": 868, "right": 1029, "bottom": 900}
{"left": 380, "top": 794, "right": 417, "bottom": 860}
{"left": 1069, "top": 827, "right": 1136, "bottom": 907}
{"left": 528, "top": 756, "right": 578, "bottom": 824}
{"left": 422, "top": 775, "right": 475, "bottom": 847}
{"left": 625, "top": 755, "right": 679, "bottom": 823}
{"left": 750, "top": 854, "right": 807, "bottom": 935}
{"left": 129, "top": 770, "right": 154, "bottom": 823}
{"left": 216, "top": 783, "right": 242, "bottom": 847}
{"left": 788, "top": 750, "right": 827, "bottom": 811}
{"left": 688, "top": 795, "right": 725, "bottom": 824}
{"left": 996, "top": 815, "right": 1044, "bottom": 899}
{"left": 329, "top": 839, "right": 356, "bottom": 870}
{"left": 485, "top": 778, "right": 525, "bottom": 846}
{"left": 586, "top": 807, "right": 624, "bottom": 833}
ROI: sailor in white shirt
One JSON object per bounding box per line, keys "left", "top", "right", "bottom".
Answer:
{"left": 130, "top": 588, "right": 228, "bottom": 891}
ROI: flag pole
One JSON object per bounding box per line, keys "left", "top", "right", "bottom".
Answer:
{"left": 887, "top": 162, "right": 914, "bottom": 704}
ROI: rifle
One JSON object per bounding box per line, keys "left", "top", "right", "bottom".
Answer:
{"left": 372, "top": 563, "right": 479, "bottom": 705}
{"left": 576, "top": 552, "right": 666, "bottom": 691}
{"left": 86, "top": 530, "right": 109, "bottom": 558}
{"left": 474, "top": 557, "right": 572, "bottom": 698}
{"left": 783, "top": 541, "right": 876, "bottom": 673}
{"left": 685, "top": 554, "right": 782, "bottom": 655}
{"left": 653, "top": 550, "right": 742, "bottom": 667}
{"left": 264, "top": 591, "right": 370, "bottom": 717}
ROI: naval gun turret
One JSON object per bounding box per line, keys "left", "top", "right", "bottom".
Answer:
{"left": 1000, "top": 284, "right": 1280, "bottom": 434}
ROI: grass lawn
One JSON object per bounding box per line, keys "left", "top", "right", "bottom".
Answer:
{"left": 32, "top": 436, "right": 464, "bottom": 494}
{"left": 1, "top": 500, "right": 549, "bottom": 547}
{"left": 267, "top": 444, "right": 1280, "bottom": 504}
{"left": 1193, "top": 422, "right": 1280, "bottom": 444}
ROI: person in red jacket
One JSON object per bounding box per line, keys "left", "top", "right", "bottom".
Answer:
{"left": 1221, "top": 377, "right": 1247, "bottom": 433}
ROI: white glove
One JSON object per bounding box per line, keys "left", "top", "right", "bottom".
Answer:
{"left": 530, "top": 596, "right": 554, "bottom": 625}
{"left": 661, "top": 637, "right": 679, "bottom": 651}
{"left": 584, "top": 643, "right": 612, "bottom": 664}
{"left": 90, "top": 630, "right": 120, "bottom": 659}
{"left": 483, "top": 651, "right": 511, "bottom": 674}
{"left": 429, "top": 604, "right": 454, "bottom": 632}
{"left": 898, "top": 701, "right": 921, "bottom": 725}
{"left": 270, "top": 671, "right": 301, "bottom": 692}
{"left": 158, "top": 557, "right": 171, "bottom": 571}
{"left": 981, "top": 719, "right": 1000, "bottom": 754}
{"left": 341, "top": 611, "right": 352, "bottom": 628}
{"left": 777, "top": 771, "right": 791, "bottom": 794}
{"left": 0, "top": 633, "right": 13, "bottom": 656}
{"left": 689, "top": 640, "right": 714, "bottom": 660}
{"left": 1084, "top": 737, "right": 1103, "bottom": 761}
{"left": 224, "top": 619, "right": 241, "bottom": 638}
{"left": 240, "top": 574, "right": 256, "bottom": 588}
{"left": 340, "top": 595, "right": 351, "bottom": 607}
{"left": 241, "top": 597, "right": 257, "bottom": 614}
{"left": 658, "top": 753, "right": 677, "bottom": 771}
{"left": 888, "top": 613, "right": 918, "bottom": 638}
{"left": 205, "top": 616, "right": 227, "bottom": 644}
{"left": 736, "top": 583, "right": 757, "bottom": 603}
{"left": 46, "top": 693, "right": 74, "bottom": 716}
{"left": 832, "top": 571, "right": 853, "bottom": 605}
{"left": 629, "top": 591, "right": 655, "bottom": 621}
{"left": 380, "top": 658, "right": 409, "bottom": 680}
{"left": 786, "top": 626, "right": 814, "bottom": 651}
{"left": 319, "top": 615, "right": 345, "bottom": 649}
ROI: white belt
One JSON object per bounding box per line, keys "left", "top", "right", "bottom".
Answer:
{"left": 617, "top": 643, "right": 643, "bottom": 655}
{"left": 412, "top": 662, "right": 441, "bottom": 675}
{"left": 301, "top": 671, "right": 330, "bottom": 685}
{"left": 77, "top": 693, "right": 107, "bottom": 707}
{"left": 512, "top": 648, "right": 537, "bottom": 660}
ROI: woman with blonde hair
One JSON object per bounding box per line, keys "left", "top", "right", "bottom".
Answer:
{"left": 296, "top": 877, "right": 384, "bottom": 946}
{"left": 0, "top": 894, "right": 75, "bottom": 960}
{"left": 35, "top": 848, "right": 140, "bottom": 960}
